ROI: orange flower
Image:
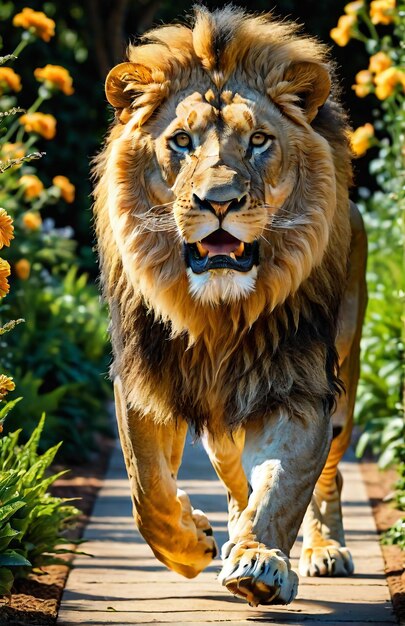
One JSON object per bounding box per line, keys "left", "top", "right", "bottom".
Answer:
{"left": 344, "top": 0, "right": 364, "bottom": 14}
{"left": 1, "top": 142, "right": 25, "bottom": 161}
{"left": 20, "top": 175, "right": 44, "bottom": 200}
{"left": 352, "top": 69, "right": 373, "bottom": 97}
{"left": 53, "top": 175, "right": 75, "bottom": 203}
{"left": 34, "top": 65, "right": 74, "bottom": 96}
{"left": 0, "top": 208, "right": 14, "bottom": 248}
{"left": 12, "top": 7, "right": 55, "bottom": 42}
{"left": 350, "top": 123, "right": 374, "bottom": 157}
{"left": 374, "top": 67, "right": 405, "bottom": 99}
{"left": 14, "top": 258, "right": 30, "bottom": 280}
{"left": 330, "top": 14, "right": 357, "bottom": 47}
{"left": 0, "top": 67, "right": 22, "bottom": 95}
{"left": 370, "top": 0, "right": 396, "bottom": 25}
{"left": 0, "top": 258, "right": 11, "bottom": 297}
{"left": 22, "top": 211, "right": 42, "bottom": 230}
{"left": 369, "top": 51, "right": 392, "bottom": 75}
{"left": 19, "top": 112, "right": 56, "bottom": 140}
{"left": 0, "top": 374, "right": 15, "bottom": 401}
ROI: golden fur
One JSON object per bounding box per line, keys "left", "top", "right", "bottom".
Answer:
{"left": 94, "top": 7, "right": 352, "bottom": 431}
{"left": 93, "top": 6, "right": 367, "bottom": 606}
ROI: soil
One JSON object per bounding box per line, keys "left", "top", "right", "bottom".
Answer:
{"left": 0, "top": 442, "right": 403, "bottom": 625}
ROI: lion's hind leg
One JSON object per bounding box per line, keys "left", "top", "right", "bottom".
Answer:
{"left": 299, "top": 455, "right": 354, "bottom": 577}
{"left": 114, "top": 377, "right": 217, "bottom": 578}
{"left": 299, "top": 202, "right": 366, "bottom": 578}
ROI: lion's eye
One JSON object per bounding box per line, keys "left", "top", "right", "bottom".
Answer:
{"left": 250, "top": 132, "right": 272, "bottom": 148}
{"left": 169, "top": 132, "right": 193, "bottom": 152}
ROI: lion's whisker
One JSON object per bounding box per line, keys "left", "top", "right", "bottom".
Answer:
{"left": 138, "top": 200, "right": 175, "bottom": 217}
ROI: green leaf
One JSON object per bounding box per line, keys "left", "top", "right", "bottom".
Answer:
{"left": 0, "top": 550, "right": 31, "bottom": 567}
{"left": 0, "top": 568, "right": 14, "bottom": 595}
{"left": 0, "top": 499, "right": 26, "bottom": 524}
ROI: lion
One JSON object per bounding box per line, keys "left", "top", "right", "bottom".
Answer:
{"left": 93, "top": 6, "right": 367, "bottom": 607}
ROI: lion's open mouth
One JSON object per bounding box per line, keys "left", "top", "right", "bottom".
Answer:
{"left": 184, "top": 229, "right": 259, "bottom": 274}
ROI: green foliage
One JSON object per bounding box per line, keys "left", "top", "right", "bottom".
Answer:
{"left": 333, "top": 2, "right": 405, "bottom": 548}
{"left": 355, "top": 191, "right": 403, "bottom": 469}
{"left": 0, "top": 8, "right": 111, "bottom": 459}
{"left": 381, "top": 518, "right": 405, "bottom": 551}
{"left": 0, "top": 414, "right": 82, "bottom": 596}
{"left": 2, "top": 266, "right": 111, "bottom": 460}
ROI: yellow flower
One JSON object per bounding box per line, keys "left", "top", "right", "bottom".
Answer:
{"left": 370, "top": 0, "right": 396, "bottom": 25}
{"left": 14, "top": 258, "right": 31, "bottom": 280}
{"left": 374, "top": 67, "right": 405, "bottom": 99}
{"left": 20, "top": 175, "right": 44, "bottom": 200}
{"left": 12, "top": 7, "right": 55, "bottom": 42}
{"left": 344, "top": 0, "right": 364, "bottom": 14}
{"left": 0, "top": 209, "right": 14, "bottom": 249}
{"left": 330, "top": 14, "right": 357, "bottom": 47}
{"left": 22, "top": 211, "right": 42, "bottom": 230}
{"left": 19, "top": 112, "right": 56, "bottom": 140}
{"left": 1, "top": 142, "right": 25, "bottom": 161}
{"left": 352, "top": 69, "right": 373, "bottom": 97}
{"left": 0, "top": 258, "right": 10, "bottom": 297}
{"left": 350, "top": 123, "right": 374, "bottom": 157}
{"left": 34, "top": 65, "right": 74, "bottom": 96}
{"left": 53, "top": 175, "right": 75, "bottom": 203}
{"left": 369, "top": 51, "right": 392, "bottom": 75}
{"left": 0, "top": 67, "right": 22, "bottom": 95}
{"left": 0, "top": 374, "right": 15, "bottom": 401}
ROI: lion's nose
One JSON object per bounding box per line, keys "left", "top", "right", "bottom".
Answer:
{"left": 192, "top": 194, "right": 247, "bottom": 217}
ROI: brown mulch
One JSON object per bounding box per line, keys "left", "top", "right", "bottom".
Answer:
{"left": 0, "top": 440, "right": 403, "bottom": 625}
{"left": 0, "top": 435, "right": 115, "bottom": 625}
{"left": 360, "top": 461, "right": 405, "bottom": 625}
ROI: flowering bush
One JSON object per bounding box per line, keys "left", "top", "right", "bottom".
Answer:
{"left": 0, "top": 7, "right": 111, "bottom": 458}
{"left": 330, "top": 1, "right": 404, "bottom": 544}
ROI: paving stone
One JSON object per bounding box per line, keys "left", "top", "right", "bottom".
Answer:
{"left": 58, "top": 438, "right": 396, "bottom": 626}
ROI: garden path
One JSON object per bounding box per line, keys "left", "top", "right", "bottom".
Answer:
{"left": 58, "top": 434, "right": 396, "bottom": 626}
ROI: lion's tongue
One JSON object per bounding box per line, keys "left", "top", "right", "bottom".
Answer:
{"left": 199, "top": 230, "right": 242, "bottom": 257}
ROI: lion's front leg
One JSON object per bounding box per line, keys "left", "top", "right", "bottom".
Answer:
{"left": 219, "top": 403, "right": 331, "bottom": 606}
{"left": 114, "top": 377, "right": 217, "bottom": 578}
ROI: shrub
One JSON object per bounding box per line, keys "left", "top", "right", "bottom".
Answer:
{"left": 0, "top": 413, "right": 82, "bottom": 596}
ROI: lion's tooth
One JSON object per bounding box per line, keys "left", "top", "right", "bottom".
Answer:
{"left": 229, "top": 252, "right": 236, "bottom": 260}
{"left": 234, "top": 241, "right": 245, "bottom": 257}
{"left": 196, "top": 241, "right": 208, "bottom": 258}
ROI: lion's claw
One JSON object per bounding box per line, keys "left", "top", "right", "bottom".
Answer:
{"left": 219, "top": 540, "right": 298, "bottom": 606}
{"left": 299, "top": 545, "right": 354, "bottom": 577}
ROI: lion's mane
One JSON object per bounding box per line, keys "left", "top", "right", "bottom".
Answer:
{"left": 93, "top": 7, "right": 352, "bottom": 433}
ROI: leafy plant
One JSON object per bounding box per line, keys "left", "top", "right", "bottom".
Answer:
{"left": 330, "top": 0, "right": 404, "bottom": 548}
{"left": 0, "top": 7, "right": 111, "bottom": 458}
{"left": 0, "top": 414, "right": 82, "bottom": 596}
{"left": 2, "top": 266, "right": 111, "bottom": 459}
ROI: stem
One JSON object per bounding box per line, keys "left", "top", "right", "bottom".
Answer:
{"left": 2, "top": 118, "right": 20, "bottom": 143}
{"left": 352, "top": 31, "right": 370, "bottom": 44}
{"left": 361, "top": 10, "right": 380, "bottom": 42}
{"left": 27, "top": 95, "right": 45, "bottom": 115}
{"left": 10, "top": 37, "right": 31, "bottom": 60}
{"left": 24, "top": 135, "right": 37, "bottom": 151}
{"left": 16, "top": 125, "right": 25, "bottom": 143}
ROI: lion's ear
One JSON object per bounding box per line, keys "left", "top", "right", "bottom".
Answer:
{"left": 283, "top": 61, "right": 331, "bottom": 123}
{"left": 105, "top": 62, "right": 153, "bottom": 109}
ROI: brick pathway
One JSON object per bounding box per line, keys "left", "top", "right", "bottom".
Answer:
{"left": 58, "top": 436, "right": 396, "bottom": 626}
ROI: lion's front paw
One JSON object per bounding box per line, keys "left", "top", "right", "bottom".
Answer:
{"left": 218, "top": 540, "right": 298, "bottom": 607}
{"left": 192, "top": 508, "right": 215, "bottom": 539}
{"left": 299, "top": 545, "right": 354, "bottom": 577}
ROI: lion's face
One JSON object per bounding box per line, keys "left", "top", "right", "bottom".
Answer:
{"left": 148, "top": 86, "right": 300, "bottom": 304}
{"left": 103, "top": 9, "right": 343, "bottom": 319}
